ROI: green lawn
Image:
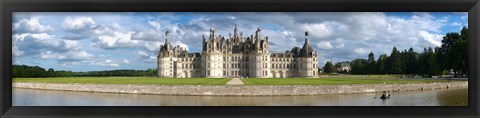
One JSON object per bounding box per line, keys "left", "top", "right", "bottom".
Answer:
{"left": 13, "top": 76, "right": 461, "bottom": 85}
{"left": 13, "top": 77, "right": 231, "bottom": 85}
{"left": 241, "top": 77, "right": 457, "bottom": 85}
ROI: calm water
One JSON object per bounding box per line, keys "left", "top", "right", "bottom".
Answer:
{"left": 13, "top": 88, "right": 468, "bottom": 106}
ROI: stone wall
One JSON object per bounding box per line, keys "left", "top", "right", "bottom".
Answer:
{"left": 13, "top": 81, "right": 468, "bottom": 96}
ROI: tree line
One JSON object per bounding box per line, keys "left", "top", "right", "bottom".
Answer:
{"left": 13, "top": 65, "right": 157, "bottom": 78}
{"left": 13, "top": 65, "right": 74, "bottom": 77}
{"left": 323, "top": 26, "right": 468, "bottom": 77}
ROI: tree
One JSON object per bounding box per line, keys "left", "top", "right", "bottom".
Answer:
{"left": 323, "top": 61, "right": 335, "bottom": 74}
{"left": 426, "top": 47, "right": 441, "bottom": 76}
{"left": 367, "top": 52, "right": 376, "bottom": 74}
{"left": 387, "top": 47, "right": 404, "bottom": 74}
{"left": 458, "top": 26, "right": 468, "bottom": 77}
{"left": 350, "top": 58, "right": 368, "bottom": 74}
{"left": 405, "top": 47, "right": 418, "bottom": 74}
{"left": 47, "top": 68, "right": 55, "bottom": 77}
{"left": 376, "top": 54, "right": 388, "bottom": 74}
{"left": 436, "top": 26, "right": 468, "bottom": 77}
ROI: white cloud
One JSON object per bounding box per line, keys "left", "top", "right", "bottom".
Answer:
{"left": 450, "top": 22, "right": 462, "bottom": 27}
{"left": 138, "top": 51, "right": 157, "bottom": 62}
{"left": 303, "top": 23, "right": 331, "bottom": 38}
{"left": 62, "top": 16, "right": 96, "bottom": 32}
{"left": 13, "top": 33, "right": 81, "bottom": 53}
{"left": 123, "top": 59, "right": 130, "bottom": 64}
{"left": 354, "top": 48, "right": 367, "bottom": 55}
{"left": 12, "top": 43, "right": 24, "bottom": 57}
{"left": 143, "top": 42, "right": 162, "bottom": 51}
{"left": 93, "top": 31, "right": 141, "bottom": 49}
{"left": 418, "top": 30, "right": 442, "bottom": 47}
{"left": 138, "top": 51, "right": 149, "bottom": 57}
{"left": 90, "top": 59, "right": 120, "bottom": 67}
{"left": 132, "top": 29, "right": 162, "bottom": 41}
{"left": 315, "top": 41, "right": 334, "bottom": 50}
{"left": 148, "top": 21, "right": 161, "bottom": 30}
{"left": 13, "top": 17, "right": 54, "bottom": 33}
{"left": 39, "top": 50, "right": 93, "bottom": 62}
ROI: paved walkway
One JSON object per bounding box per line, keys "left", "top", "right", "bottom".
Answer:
{"left": 226, "top": 78, "right": 245, "bottom": 85}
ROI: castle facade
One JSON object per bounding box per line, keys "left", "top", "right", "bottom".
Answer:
{"left": 157, "top": 24, "right": 318, "bottom": 78}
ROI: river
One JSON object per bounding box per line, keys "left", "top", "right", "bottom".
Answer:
{"left": 13, "top": 88, "right": 468, "bottom": 106}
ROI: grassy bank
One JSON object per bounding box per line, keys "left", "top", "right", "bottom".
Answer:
{"left": 13, "top": 76, "right": 461, "bottom": 85}
{"left": 241, "top": 77, "right": 456, "bottom": 85}
{"left": 13, "top": 77, "right": 230, "bottom": 85}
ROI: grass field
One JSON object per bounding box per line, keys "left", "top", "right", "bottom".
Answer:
{"left": 13, "top": 75, "right": 461, "bottom": 85}
{"left": 13, "top": 77, "right": 231, "bottom": 85}
{"left": 241, "top": 76, "right": 456, "bottom": 85}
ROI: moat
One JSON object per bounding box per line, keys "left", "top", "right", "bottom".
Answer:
{"left": 13, "top": 87, "right": 467, "bottom": 106}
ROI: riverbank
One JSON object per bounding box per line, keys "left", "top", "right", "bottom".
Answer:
{"left": 13, "top": 81, "right": 468, "bottom": 96}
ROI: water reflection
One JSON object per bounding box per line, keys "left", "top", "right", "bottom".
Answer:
{"left": 13, "top": 88, "right": 468, "bottom": 106}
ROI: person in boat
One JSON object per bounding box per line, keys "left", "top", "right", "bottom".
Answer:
{"left": 380, "top": 91, "right": 390, "bottom": 99}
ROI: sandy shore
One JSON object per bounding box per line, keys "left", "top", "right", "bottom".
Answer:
{"left": 13, "top": 81, "right": 468, "bottom": 96}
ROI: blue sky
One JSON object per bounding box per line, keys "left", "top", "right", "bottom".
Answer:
{"left": 12, "top": 12, "right": 468, "bottom": 72}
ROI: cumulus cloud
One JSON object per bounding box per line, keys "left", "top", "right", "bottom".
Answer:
{"left": 13, "top": 17, "right": 54, "bottom": 33}
{"left": 13, "top": 33, "right": 81, "bottom": 54}
{"left": 13, "top": 33, "right": 94, "bottom": 66}
{"left": 138, "top": 51, "right": 157, "bottom": 63}
{"left": 450, "top": 22, "right": 462, "bottom": 27}
{"left": 123, "top": 59, "right": 130, "bottom": 64}
{"left": 354, "top": 48, "right": 367, "bottom": 55}
{"left": 62, "top": 16, "right": 96, "bottom": 32}
{"left": 93, "top": 31, "right": 142, "bottom": 49}
{"left": 90, "top": 59, "right": 120, "bottom": 67}
{"left": 39, "top": 50, "right": 93, "bottom": 62}
{"left": 315, "top": 41, "right": 334, "bottom": 50}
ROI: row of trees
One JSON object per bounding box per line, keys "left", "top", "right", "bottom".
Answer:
{"left": 323, "top": 27, "right": 468, "bottom": 77}
{"left": 13, "top": 65, "right": 157, "bottom": 78}
{"left": 13, "top": 65, "right": 74, "bottom": 78}
{"left": 73, "top": 69, "right": 156, "bottom": 77}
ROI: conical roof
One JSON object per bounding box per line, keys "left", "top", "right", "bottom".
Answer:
{"left": 299, "top": 31, "right": 313, "bottom": 57}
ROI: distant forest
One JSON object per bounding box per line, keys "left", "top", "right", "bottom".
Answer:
{"left": 323, "top": 27, "right": 468, "bottom": 77}
{"left": 12, "top": 65, "right": 156, "bottom": 78}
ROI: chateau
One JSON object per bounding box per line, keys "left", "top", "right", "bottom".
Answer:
{"left": 157, "top": 24, "right": 318, "bottom": 78}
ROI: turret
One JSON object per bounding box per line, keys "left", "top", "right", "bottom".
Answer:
{"left": 202, "top": 35, "right": 206, "bottom": 51}
{"left": 164, "top": 31, "right": 171, "bottom": 50}
{"left": 299, "top": 31, "right": 313, "bottom": 57}
{"left": 234, "top": 24, "right": 238, "bottom": 38}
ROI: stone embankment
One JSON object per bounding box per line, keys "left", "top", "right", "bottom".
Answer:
{"left": 13, "top": 81, "right": 468, "bottom": 96}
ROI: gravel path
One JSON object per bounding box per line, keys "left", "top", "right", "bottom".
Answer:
{"left": 226, "top": 78, "right": 244, "bottom": 85}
